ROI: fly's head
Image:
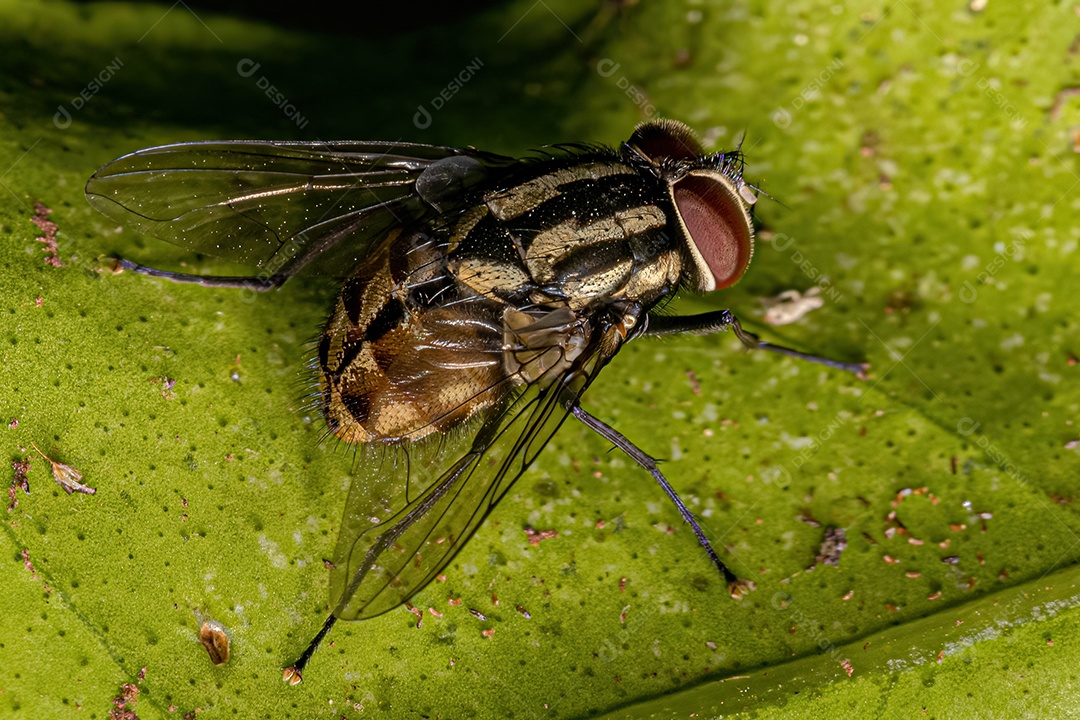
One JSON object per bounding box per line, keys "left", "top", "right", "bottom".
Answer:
{"left": 625, "top": 119, "right": 756, "bottom": 294}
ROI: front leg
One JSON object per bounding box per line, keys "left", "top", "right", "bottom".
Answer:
{"left": 644, "top": 309, "right": 868, "bottom": 377}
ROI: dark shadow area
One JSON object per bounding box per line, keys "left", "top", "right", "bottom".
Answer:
{"left": 2, "top": 1, "right": 643, "bottom": 152}
{"left": 90, "top": 0, "right": 510, "bottom": 38}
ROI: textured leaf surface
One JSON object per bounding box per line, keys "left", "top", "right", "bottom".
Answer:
{"left": 1, "top": 0, "right": 1078, "bottom": 717}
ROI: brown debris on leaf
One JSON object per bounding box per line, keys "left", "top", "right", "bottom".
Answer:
{"left": 31, "top": 442, "right": 95, "bottom": 495}
{"left": 21, "top": 548, "right": 36, "bottom": 578}
{"left": 109, "top": 681, "right": 141, "bottom": 720}
{"left": 524, "top": 525, "right": 558, "bottom": 546}
{"left": 684, "top": 369, "right": 701, "bottom": 395}
{"left": 807, "top": 527, "right": 847, "bottom": 571}
{"left": 9, "top": 457, "right": 31, "bottom": 511}
{"left": 31, "top": 202, "right": 64, "bottom": 268}
{"left": 199, "top": 621, "right": 230, "bottom": 666}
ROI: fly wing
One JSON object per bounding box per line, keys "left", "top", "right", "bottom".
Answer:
{"left": 328, "top": 314, "right": 619, "bottom": 621}
{"left": 85, "top": 140, "right": 516, "bottom": 278}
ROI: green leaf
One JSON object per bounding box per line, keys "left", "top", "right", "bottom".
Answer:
{"left": 1, "top": 0, "right": 1078, "bottom": 717}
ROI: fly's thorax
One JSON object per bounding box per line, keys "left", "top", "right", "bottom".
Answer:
{"left": 445, "top": 156, "right": 685, "bottom": 310}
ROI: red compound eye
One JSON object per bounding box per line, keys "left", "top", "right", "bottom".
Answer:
{"left": 673, "top": 173, "right": 754, "bottom": 291}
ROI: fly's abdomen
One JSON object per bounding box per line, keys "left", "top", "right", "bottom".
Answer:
{"left": 319, "top": 231, "right": 509, "bottom": 444}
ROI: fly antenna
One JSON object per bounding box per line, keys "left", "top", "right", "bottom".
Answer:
{"left": 747, "top": 182, "right": 788, "bottom": 210}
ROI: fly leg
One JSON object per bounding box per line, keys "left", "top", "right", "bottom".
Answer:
{"left": 644, "top": 309, "right": 868, "bottom": 377}
{"left": 567, "top": 400, "right": 754, "bottom": 599}
{"left": 112, "top": 258, "right": 287, "bottom": 290}
{"left": 282, "top": 615, "right": 338, "bottom": 685}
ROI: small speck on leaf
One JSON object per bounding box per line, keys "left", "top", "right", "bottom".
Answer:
{"left": 9, "top": 457, "right": 31, "bottom": 511}
{"left": 524, "top": 525, "right": 558, "bottom": 546}
{"left": 21, "top": 548, "right": 36, "bottom": 578}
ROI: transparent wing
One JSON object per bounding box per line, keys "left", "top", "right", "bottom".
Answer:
{"left": 85, "top": 140, "right": 515, "bottom": 277}
{"left": 328, "top": 321, "right": 617, "bottom": 621}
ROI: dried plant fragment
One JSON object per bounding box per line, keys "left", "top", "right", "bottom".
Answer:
{"left": 684, "top": 369, "right": 701, "bottom": 395}
{"left": 199, "top": 621, "right": 230, "bottom": 665}
{"left": 31, "top": 442, "right": 95, "bottom": 495}
{"left": 761, "top": 287, "right": 824, "bottom": 325}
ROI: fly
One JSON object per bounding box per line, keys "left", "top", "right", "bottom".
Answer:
{"left": 85, "top": 119, "right": 866, "bottom": 682}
